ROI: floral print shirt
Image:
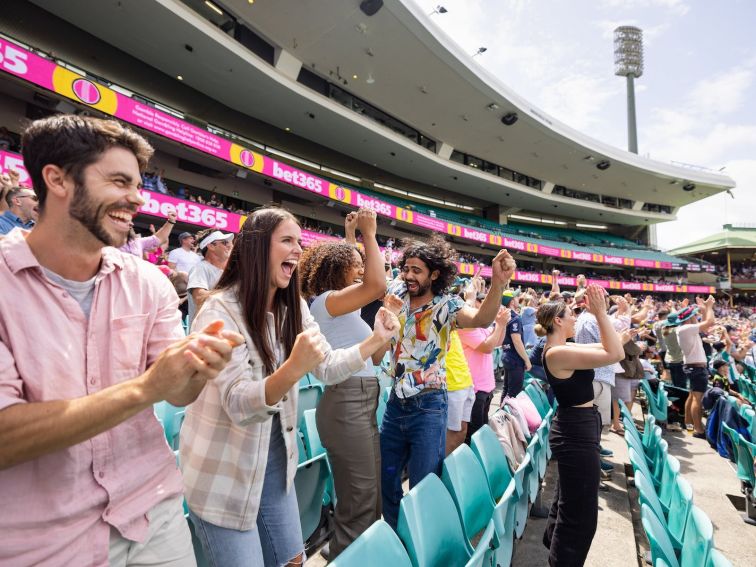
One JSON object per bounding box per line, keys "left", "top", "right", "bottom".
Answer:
{"left": 386, "top": 279, "right": 465, "bottom": 398}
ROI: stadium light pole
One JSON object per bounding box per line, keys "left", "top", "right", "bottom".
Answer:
{"left": 614, "top": 26, "right": 643, "bottom": 154}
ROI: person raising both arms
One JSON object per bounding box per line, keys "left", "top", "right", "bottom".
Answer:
{"left": 537, "top": 284, "right": 625, "bottom": 567}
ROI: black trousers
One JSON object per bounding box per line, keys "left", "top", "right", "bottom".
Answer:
{"left": 465, "top": 389, "right": 494, "bottom": 445}
{"left": 543, "top": 405, "right": 601, "bottom": 567}
{"left": 503, "top": 364, "right": 525, "bottom": 398}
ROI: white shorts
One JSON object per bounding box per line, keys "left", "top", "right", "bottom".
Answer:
{"left": 592, "top": 381, "right": 612, "bottom": 428}
{"left": 447, "top": 386, "right": 475, "bottom": 431}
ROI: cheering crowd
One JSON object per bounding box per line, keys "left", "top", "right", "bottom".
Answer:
{"left": 0, "top": 115, "right": 755, "bottom": 567}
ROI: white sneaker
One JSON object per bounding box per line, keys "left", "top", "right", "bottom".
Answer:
{"left": 685, "top": 424, "right": 694, "bottom": 431}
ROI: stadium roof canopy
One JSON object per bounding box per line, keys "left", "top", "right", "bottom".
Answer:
{"left": 29, "top": 0, "right": 735, "bottom": 226}
{"left": 668, "top": 225, "right": 756, "bottom": 256}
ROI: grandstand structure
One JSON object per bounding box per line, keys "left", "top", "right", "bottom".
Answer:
{"left": 0, "top": 0, "right": 733, "bottom": 295}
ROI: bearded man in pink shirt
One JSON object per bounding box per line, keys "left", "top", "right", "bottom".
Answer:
{"left": 0, "top": 115, "right": 242, "bottom": 567}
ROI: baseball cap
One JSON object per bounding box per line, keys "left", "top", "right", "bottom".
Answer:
{"left": 501, "top": 288, "right": 521, "bottom": 307}
{"left": 178, "top": 231, "right": 193, "bottom": 241}
{"left": 199, "top": 230, "right": 233, "bottom": 250}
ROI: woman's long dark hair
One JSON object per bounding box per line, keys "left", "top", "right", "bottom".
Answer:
{"left": 216, "top": 207, "right": 303, "bottom": 375}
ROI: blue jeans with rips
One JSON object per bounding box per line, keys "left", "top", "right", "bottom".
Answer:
{"left": 379, "top": 389, "right": 448, "bottom": 529}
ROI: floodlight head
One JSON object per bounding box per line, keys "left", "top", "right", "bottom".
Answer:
{"left": 614, "top": 26, "right": 644, "bottom": 78}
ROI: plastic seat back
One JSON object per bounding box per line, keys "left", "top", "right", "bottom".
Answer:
{"left": 464, "top": 520, "right": 496, "bottom": 567}
{"left": 720, "top": 422, "right": 740, "bottom": 463}
{"left": 641, "top": 503, "right": 680, "bottom": 567}
{"left": 294, "top": 453, "right": 329, "bottom": 540}
{"left": 629, "top": 446, "right": 659, "bottom": 491}
{"left": 297, "top": 381, "right": 323, "bottom": 427}
{"left": 737, "top": 436, "right": 756, "bottom": 486}
{"left": 441, "top": 444, "right": 496, "bottom": 549}
{"left": 651, "top": 439, "right": 668, "bottom": 484}
{"left": 491, "top": 482, "right": 516, "bottom": 567}
{"left": 680, "top": 506, "right": 713, "bottom": 567}
{"left": 659, "top": 455, "right": 680, "bottom": 514}
{"left": 635, "top": 469, "right": 667, "bottom": 527}
{"left": 706, "top": 549, "right": 734, "bottom": 567}
{"left": 470, "top": 425, "right": 515, "bottom": 502}
{"left": 397, "top": 474, "right": 471, "bottom": 567}
{"left": 300, "top": 408, "right": 325, "bottom": 459}
{"left": 668, "top": 475, "right": 693, "bottom": 551}
{"left": 330, "top": 520, "right": 413, "bottom": 567}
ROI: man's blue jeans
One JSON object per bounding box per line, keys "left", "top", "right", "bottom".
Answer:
{"left": 379, "top": 389, "right": 448, "bottom": 529}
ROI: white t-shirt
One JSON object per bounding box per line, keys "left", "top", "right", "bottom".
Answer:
{"left": 168, "top": 247, "right": 202, "bottom": 274}
{"left": 187, "top": 260, "right": 223, "bottom": 323}
{"left": 676, "top": 324, "right": 706, "bottom": 365}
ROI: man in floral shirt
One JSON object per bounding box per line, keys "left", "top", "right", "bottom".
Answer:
{"left": 380, "top": 235, "right": 516, "bottom": 528}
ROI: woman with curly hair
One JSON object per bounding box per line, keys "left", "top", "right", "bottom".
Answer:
{"left": 298, "top": 208, "right": 388, "bottom": 559}
{"left": 380, "top": 235, "right": 518, "bottom": 529}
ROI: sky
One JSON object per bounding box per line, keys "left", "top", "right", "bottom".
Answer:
{"left": 412, "top": 0, "right": 756, "bottom": 251}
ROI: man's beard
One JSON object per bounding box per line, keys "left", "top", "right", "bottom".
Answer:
{"left": 69, "top": 183, "right": 128, "bottom": 247}
{"left": 407, "top": 279, "right": 431, "bottom": 297}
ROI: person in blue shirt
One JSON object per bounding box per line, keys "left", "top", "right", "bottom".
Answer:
{"left": 501, "top": 289, "right": 531, "bottom": 397}
{"left": 0, "top": 187, "right": 38, "bottom": 235}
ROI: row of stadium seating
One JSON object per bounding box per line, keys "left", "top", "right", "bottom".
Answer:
{"left": 153, "top": 369, "right": 555, "bottom": 566}
{"left": 332, "top": 380, "right": 555, "bottom": 566}
{"left": 619, "top": 402, "right": 736, "bottom": 567}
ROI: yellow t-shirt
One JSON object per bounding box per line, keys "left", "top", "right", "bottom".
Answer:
{"left": 446, "top": 331, "right": 474, "bottom": 392}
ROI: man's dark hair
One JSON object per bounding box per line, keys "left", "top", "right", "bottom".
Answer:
{"left": 399, "top": 234, "right": 457, "bottom": 296}
{"left": 21, "top": 115, "right": 153, "bottom": 212}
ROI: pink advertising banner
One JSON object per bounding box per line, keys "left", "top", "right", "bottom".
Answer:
{"left": 0, "top": 36, "right": 677, "bottom": 272}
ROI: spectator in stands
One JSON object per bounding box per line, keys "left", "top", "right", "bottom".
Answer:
{"left": 663, "top": 313, "right": 687, "bottom": 388}
{"left": 520, "top": 291, "right": 538, "bottom": 348}
{"left": 0, "top": 126, "right": 14, "bottom": 151}
{"left": 501, "top": 289, "right": 531, "bottom": 398}
{"left": 458, "top": 291, "right": 510, "bottom": 444}
{"left": 186, "top": 229, "right": 233, "bottom": 324}
{"left": 676, "top": 297, "right": 716, "bottom": 437}
{"left": 653, "top": 308, "right": 670, "bottom": 381}
{"left": 180, "top": 207, "right": 398, "bottom": 567}
{"left": 537, "top": 286, "right": 625, "bottom": 567}
{"left": 380, "top": 236, "right": 515, "bottom": 529}
{"left": 445, "top": 328, "right": 475, "bottom": 455}
{"left": 118, "top": 210, "right": 176, "bottom": 257}
{"left": 575, "top": 288, "right": 620, "bottom": 485}
{"left": 298, "top": 209, "right": 388, "bottom": 559}
{"left": 0, "top": 115, "right": 243, "bottom": 566}
{"left": 611, "top": 329, "right": 646, "bottom": 434}
{"left": 168, "top": 231, "right": 202, "bottom": 274}
{"left": 0, "top": 168, "right": 22, "bottom": 213}
{"left": 0, "top": 187, "right": 38, "bottom": 235}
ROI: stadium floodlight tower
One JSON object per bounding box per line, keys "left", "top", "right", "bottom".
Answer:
{"left": 614, "top": 26, "right": 644, "bottom": 154}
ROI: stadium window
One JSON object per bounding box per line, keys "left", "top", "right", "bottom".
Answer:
{"left": 465, "top": 155, "right": 483, "bottom": 169}
{"left": 297, "top": 68, "right": 329, "bottom": 96}
{"left": 450, "top": 150, "right": 466, "bottom": 164}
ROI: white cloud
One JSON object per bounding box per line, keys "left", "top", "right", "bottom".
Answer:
{"left": 598, "top": 0, "right": 690, "bottom": 16}
{"left": 540, "top": 74, "right": 623, "bottom": 131}
{"left": 689, "top": 67, "right": 754, "bottom": 116}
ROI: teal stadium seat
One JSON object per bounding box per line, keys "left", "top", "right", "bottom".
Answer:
{"left": 658, "top": 455, "right": 681, "bottom": 515}
{"left": 396, "top": 474, "right": 495, "bottom": 567}
{"left": 641, "top": 503, "right": 680, "bottom": 567}
{"left": 667, "top": 475, "right": 693, "bottom": 552}
{"left": 330, "top": 520, "right": 413, "bottom": 567}
{"left": 680, "top": 506, "right": 713, "bottom": 567}
{"left": 634, "top": 469, "right": 668, "bottom": 531}
{"left": 472, "top": 425, "right": 531, "bottom": 539}
{"left": 154, "top": 401, "right": 185, "bottom": 450}
{"left": 706, "top": 549, "right": 734, "bottom": 567}
{"left": 297, "top": 377, "right": 323, "bottom": 427}
{"left": 294, "top": 452, "right": 330, "bottom": 541}
{"left": 441, "top": 444, "right": 496, "bottom": 552}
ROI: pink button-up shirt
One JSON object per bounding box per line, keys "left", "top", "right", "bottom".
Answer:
{"left": 0, "top": 229, "right": 185, "bottom": 567}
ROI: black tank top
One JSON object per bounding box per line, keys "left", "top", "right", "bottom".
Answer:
{"left": 542, "top": 347, "right": 595, "bottom": 407}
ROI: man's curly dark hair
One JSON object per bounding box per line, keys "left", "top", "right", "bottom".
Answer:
{"left": 299, "top": 241, "right": 365, "bottom": 299}
{"left": 399, "top": 234, "right": 458, "bottom": 296}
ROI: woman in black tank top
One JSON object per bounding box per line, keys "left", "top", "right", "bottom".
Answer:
{"left": 536, "top": 285, "right": 625, "bottom": 567}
